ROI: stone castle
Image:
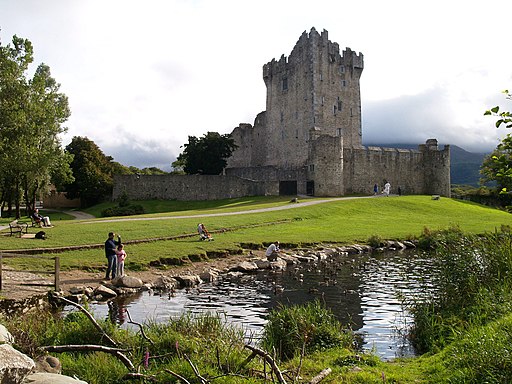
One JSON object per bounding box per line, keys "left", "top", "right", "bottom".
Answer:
{"left": 225, "top": 27, "right": 450, "bottom": 197}
{"left": 113, "top": 28, "right": 450, "bottom": 201}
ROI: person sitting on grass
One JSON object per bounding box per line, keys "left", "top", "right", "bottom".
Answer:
{"left": 198, "top": 223, "right": 213, "bottom": 241}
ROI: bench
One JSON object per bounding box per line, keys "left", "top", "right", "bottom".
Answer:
{"left": 9, "top": 220, "right": 29, "bottom": 237}
{"left": 30, "top": 216, "right": 43, "bottom": 227}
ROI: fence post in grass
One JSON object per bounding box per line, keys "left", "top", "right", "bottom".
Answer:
{"left": 54, "top": 256, "right": 60, "bottom": 291}
{"left": 0, "top": 253, "right": 2, "bottom": 290}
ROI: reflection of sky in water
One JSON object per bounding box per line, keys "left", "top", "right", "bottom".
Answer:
{"left": 86, "top": 250, "right": 435, "bottom": 360}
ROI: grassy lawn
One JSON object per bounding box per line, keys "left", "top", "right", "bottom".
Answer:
{"left": 1, "top": 195, "right": 511, "bottom": 272}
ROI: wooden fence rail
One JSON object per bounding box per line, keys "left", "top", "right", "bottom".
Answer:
{"left": 0, "top": 252, "right": 60, "bottom": 291}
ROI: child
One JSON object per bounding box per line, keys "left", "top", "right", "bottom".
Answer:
{"left": 115, "top": 244, "right": 127, "bottom": 277}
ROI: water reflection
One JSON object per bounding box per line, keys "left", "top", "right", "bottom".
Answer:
{"left": 87, "top": 249, "right": 435, "bottom": 360}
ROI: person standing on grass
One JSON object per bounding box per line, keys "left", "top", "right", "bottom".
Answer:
{"left": 105, "top": 232, "right": 121, "bottom": 280}
{"left": 115, "top": 244, "right": 127, "bottom": 277}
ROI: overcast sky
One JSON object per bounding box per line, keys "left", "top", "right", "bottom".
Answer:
{"left": 1, "top": 0, "right": 511, "bottom": 170}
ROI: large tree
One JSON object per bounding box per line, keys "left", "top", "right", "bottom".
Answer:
{"left": 173, "top": 132, "right": 237, "bottom": 175}
{"left": 481, "top": 90, "right": 512, "bottom": 195}
{"left": 0, "top": 35, "right": 72, "bottom": 218}
{"left": 64, "top": 136, "right": 115, "bottom": 208}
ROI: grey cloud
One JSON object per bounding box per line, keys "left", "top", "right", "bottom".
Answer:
{"left": 362, "top": 88, "right": 499, "bottom": 153}
{"left": 101, "top": 128, "right": 182, "bottom": 171}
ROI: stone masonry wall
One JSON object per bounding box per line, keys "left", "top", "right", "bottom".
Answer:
{"left": 112, "top": 175, "right": 278, "bottom": 201}
{"left": 342, "top": 143, "right": 451, "bottom": 196}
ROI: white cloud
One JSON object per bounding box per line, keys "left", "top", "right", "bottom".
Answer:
{"left": 1, "top": 0, "right": 511, "bottom": 167}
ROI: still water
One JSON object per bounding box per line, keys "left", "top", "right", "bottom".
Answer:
{"left": 87, "top": 250, "right": 435, "bottom": 360}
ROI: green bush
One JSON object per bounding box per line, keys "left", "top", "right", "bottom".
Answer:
{"left": 367, "top": 234, "right": 383, "bottom": 248}
{"left": 101, "top": 204, "right": 145, "bottom": 217}
{"left": 261, "top": 300, "right": 354, "bottom": 361}
{"left": 417, "top": 225, "right": 463, "bottom": 250}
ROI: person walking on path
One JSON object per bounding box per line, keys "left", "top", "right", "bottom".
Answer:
{"left": 115, "top": 244, "right": 127, "bottom": 277}
{"left": 383, "top": 182, "right": 391, "bottom": 197}
{"left": 105, "top": 232, "right": 121, "bottom": 279}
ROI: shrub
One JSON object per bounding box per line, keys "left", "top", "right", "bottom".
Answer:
{"left": 417, "top": 225, "right": 463, "bottom": 250}
{"left": 101, "top": 204, "right": 145, "bottom": 217}
{"left": 261, "top": 300, "right": 354, "bottom": 361}
{"left": 367, "top": 234, "right": 383, "bottom": 248}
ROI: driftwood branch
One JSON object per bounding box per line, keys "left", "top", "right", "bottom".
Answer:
{"left": 42, "top": 344, "right": 134, "bottom": 370}
{"left": 244, "top": 344, "right": 287, "bottom": 384}
{"left": 126, "top": 309, "right": 154, "bottom": 345}
{"left": 57, "top": 296, "right": 118, "bottom": 347}
{"left": 308, "top": 368, "right": 332, "bottom": 384}
{"left": 294, "top": 340, "right": 306, "bottom": 383}
{"left": 184, "top": 353, "right": 208, "bottom": 384}
{"left": 164, "top": 368, "right": 191, "bottom": 384}
{"left": 123, "top": 372, "right": 158, "bottom": 382}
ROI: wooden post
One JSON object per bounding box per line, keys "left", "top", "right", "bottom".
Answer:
{"left": 0, "top": 253, "right": 2, "bottom": 290}
{"left": 54, "top": 256, "right": 60, "bottom": 291}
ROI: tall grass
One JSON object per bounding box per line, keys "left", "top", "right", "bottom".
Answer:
{"left": 261, "top": 300, "right": 354, "bottom": 361}
{"left": 409, "top": 229, "right": 512, "bottom": 354}
{"left": 5, "top": 308, "right": 259, "bottom": 384}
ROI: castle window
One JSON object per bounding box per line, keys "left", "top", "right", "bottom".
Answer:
{"left": 295, "top": 129, "right": 299, "bottom": 139}
{"left": 309, "top": 164, "right": 315, "bottom": 172}
{"left": 319, "top": 73, "right": 323, "bottom": 81}
{"left": 333, "top": 105, "right": 337, "bottom": 115}
{"left": 341, "top": 80, "right": 347, "bottom": 87}
{"left": 337, "top": 98, "right": 342, "bottom": 112}
{"left": 336, "top": 128, "right": 342, "bottom": 136}
{"left": 282, "top": 77, "right": 288, "bottom": 91}
{"left": 350, "top": 108, "right": 354, "bottom": 117}
{"left": 339, "top": 65, "right": 345, "bottom": 74}
{"left": 280, "top": 111, "right": 284, "bottom": 123}
{"left": 321, "top": 96, "right": 325, "bottom": 105}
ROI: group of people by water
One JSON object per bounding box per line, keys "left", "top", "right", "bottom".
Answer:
{"left": 104, "top": 232, "right": 127, "bottom": 280}
{"left": 104, "top": 224, "right": 216, "bottom": 280}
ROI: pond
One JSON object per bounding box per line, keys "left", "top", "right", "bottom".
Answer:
{"left": 87, "top": 249, "right": 435, "bottom": 360}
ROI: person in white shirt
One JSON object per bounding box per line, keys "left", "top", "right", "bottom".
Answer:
{"left": 383, "top": 182, "right": 391, "bottom": 196}
{"left": 265, "top": 241, "right": 280, "bottom": 261}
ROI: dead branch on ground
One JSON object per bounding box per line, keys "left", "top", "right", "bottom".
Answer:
{"left": 184, "top": 353, "right": 208, "bottom": 384}
{"left": 244, "top": 344, "right": 287, "bottom": 384}
{"left": 42, "top": 344, "right": 134, "bottom": 370}
{"left": 308, "top": 368, "right": 332, "bottom": 384}
{"left": 126, "top": 309, "right": 154, "bottom": 345}
{"left": 57, "top": 296, "right": 118, "bottom": 347}
{"left": 164, "top": 368, "right": 191, "bottom": 384}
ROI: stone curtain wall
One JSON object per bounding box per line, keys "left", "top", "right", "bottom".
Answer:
{"left": 112, "top": 175, "right": 278, "bottom": 201}
{"left": 343, "top": 144, "right": 451, "bottom": 197}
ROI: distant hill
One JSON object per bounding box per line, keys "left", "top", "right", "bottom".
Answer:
{"left": 363, "top": 143, "right": 488, "bottom": 187}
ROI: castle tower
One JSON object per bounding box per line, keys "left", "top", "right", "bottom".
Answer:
{"left": 261, "top": 28, "right": 364, "bottom": 169}
{"left": 226, "top": 28, "right": 449, "bottom": 198}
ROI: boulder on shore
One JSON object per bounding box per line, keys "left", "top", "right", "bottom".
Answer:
{"left": 0, "top": 343, "right": 35, "bottom": 383}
